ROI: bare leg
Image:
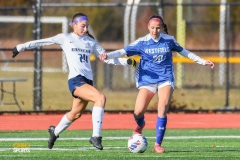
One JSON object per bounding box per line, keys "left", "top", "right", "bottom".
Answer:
{"left": 133, "top": 88, "right": 155, "bottom": 134}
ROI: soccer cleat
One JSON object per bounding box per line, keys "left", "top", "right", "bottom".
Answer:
{"left": 153, "top": 142, "right": 165, "bottom": 153}
{"left": 89, "top": 136, "right": 103, "bottom": 150}
{"left": 48, "top": 126, "right": 59, "bottom": 149}
{"left": 133, "top": 122, "right": 145, "bottom": 135}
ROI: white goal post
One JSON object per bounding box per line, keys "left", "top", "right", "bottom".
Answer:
{"left": 0, "top": 16, "right": 68, "bottom": 72}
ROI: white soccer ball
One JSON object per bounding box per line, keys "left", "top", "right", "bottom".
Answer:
{"left": 128, "top": 134, "right": 148, "bottom": 153}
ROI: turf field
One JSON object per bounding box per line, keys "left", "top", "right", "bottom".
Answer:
{"left": 0, "top": 129, "right": 239, "bottom": 159}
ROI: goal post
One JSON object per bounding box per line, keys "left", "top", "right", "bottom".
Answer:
{"left": 0, "top": 16, "right": 69, "bottom": 72}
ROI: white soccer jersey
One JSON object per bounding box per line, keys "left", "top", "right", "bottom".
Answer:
{"left": 16, "top": 33, "right": 128, "bottom": 80}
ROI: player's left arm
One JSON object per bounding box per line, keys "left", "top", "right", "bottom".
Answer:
{"left": 172, "top": 37, "right": 214, "bottom": 69}
{"left": 179, "top": 48, "right": 214, "bottom": 69}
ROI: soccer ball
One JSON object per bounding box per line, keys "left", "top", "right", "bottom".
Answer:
{"left": 128, "top": 134, "right": 148, "bottom": 153}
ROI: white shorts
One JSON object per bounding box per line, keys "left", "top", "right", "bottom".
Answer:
{"left": 138, "top": 81, "right": 174, "bottom": 94}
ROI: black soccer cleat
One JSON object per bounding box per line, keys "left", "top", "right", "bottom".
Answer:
{"left": 48, "top": 126, "right": 59, "bottom": 149}
{"left": 89, "top": 136, "right": 103, "bottom": 150}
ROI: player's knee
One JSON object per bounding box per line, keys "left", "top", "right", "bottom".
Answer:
{"left": 96, "top": 93, "right": 106, "bottom": 107}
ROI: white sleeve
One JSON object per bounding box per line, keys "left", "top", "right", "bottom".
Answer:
{"left": 92, "top": 42, "right": 105, "bottom": 57}
{"left": 179, "top": 48, "right": 206, "bottom": 65}
{"left": 103, "top": 58, "right": 128, "bottom": 65}
{"left": 107, "top": 49, "right": 127, "bottom": 59}
{"left": 16, "top": 34, "right": 65, "bottom": 52}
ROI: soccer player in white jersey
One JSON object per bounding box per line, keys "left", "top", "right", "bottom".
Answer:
{"left": 100, "top": 15, "right": 214, "bottom": 153}
{"left": 12, "top": 12, "right": 136, "bottom": 150}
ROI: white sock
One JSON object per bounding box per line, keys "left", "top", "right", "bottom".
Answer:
{"left": 92, "top": 106, "right": 104, "bottom": 137}
{"left": 54, "top": 114, "right": 72, "bottom": 136}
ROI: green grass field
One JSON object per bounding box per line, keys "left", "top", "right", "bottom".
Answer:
{"left": 0, "top": 129, "right": 240, "bottom": 159}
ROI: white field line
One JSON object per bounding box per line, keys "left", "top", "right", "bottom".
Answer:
{"left": 0, "top": 146, "right": 237, "bottom": 152}
{"left": 0, "top": 135, "right": 240, "bottom": 141}
{"left": 0, "top": 154, "right": 238, "bottom": 159}
{"left": 0, "top": 148, "right": 240, "bottom": 159}
{"left": 0, "top": 136, "right": 239, "bottom": 158}
{"left": 0, "top": 146, "right": 126, "bottom": 152}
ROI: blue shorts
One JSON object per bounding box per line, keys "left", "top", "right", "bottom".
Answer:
{"left": 68, "top": 75, "right": 93, "bottom": 98}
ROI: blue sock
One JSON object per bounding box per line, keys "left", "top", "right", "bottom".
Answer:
{"left": 156, "top": 116, "right": 167, "bottom": 145}
{"left": 134, "top": 114, "right": 145, "bottom": 127}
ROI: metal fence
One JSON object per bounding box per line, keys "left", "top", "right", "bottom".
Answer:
{"left": 0, "top": 0, "right": 239, "bottom": 112}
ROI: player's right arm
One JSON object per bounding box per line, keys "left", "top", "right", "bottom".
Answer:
{"left": 102, "top": 49, "right": 127, "bottom": 60}
{"left": 102, "top": 58, "right": 136, "bottom": 68}
{"left": 99, "top": 37, "right": 143, "bottom": 61}
{"left": 12, "top": 33, "right": 65, "bottom": 58}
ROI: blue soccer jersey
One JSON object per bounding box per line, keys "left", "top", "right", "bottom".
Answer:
{"left": 124, "top": 33, "right": 183, "bottom": 87}
{"left": 107, "top": 33, "right": 206, "bottom": 88}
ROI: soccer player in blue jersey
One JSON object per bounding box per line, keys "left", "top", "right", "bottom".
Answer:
{"left": 100, "top": 15, "right": 214, "bottom": 153}
{"left": 12, "top": 12, "right": 136, "bottom": 151}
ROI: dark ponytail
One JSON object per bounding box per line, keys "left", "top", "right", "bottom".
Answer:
{"left": 148, "top": 15, "right": 168, "bottom": 34}
{"left": 162, "top": 23, "right": 168, "bottom": 34}
{"left": 86, "top": 31, "right": 95, "bottom": 39}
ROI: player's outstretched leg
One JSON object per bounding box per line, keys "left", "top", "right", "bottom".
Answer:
{"left": 48, "top": 126, "right": 59, "bottom": 149}
{"left": 89, "top": 136, "right": 103, "bottom": 150}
